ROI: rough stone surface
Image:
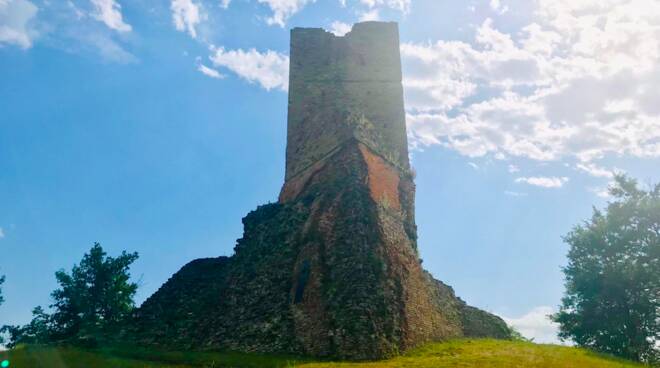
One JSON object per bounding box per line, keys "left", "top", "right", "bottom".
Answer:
{"left": 130, "top": 21, "right": 511, "bottom": 360}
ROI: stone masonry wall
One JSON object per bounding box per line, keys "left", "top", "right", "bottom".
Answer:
{"left": 285, "top": 22, "right": 409, "bottom": 182}
{"left": 130, "top": 21, "right": 512, "bottom": 360}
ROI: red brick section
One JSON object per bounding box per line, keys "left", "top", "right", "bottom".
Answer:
{"left": 358, "top": 144, "right": 401, "bottom": 211}
{"left": 279, "top": 157, "right": 328, "bottom": 203}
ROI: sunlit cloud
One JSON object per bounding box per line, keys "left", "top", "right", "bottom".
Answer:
{"left": 515, "top": 176, "right": 569, "bottom": 188}
{"left": 489, "top": 0, "right": 508, "bottom": 14}
{"left": 171, "top": 0, "right": 205, "bottom": 39}
{"left": 402, "top": 1, "right": 660, "bottom": 166}
{"left": 209, "top": 46, "right": 289, "bottom": 91}
{"left": 90, "top": 0, "right": 132, "bottom": 32}
{"left": 257, "top": 0, "right": 315, "bottom": 27}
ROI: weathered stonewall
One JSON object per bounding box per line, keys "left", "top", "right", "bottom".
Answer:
{"left": 130, "top": 22, "right": 511, "bottom": 360}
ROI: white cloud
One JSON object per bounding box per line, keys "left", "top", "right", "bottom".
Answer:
{"left": 589, "top": 185, "right": 612, "bottom": 199}
{"left": 489, "top": 0, "right": 508, "bottom": 14}
{"left": 220, "top": 0, "right": 231, "bottom": 8}
{"left": 90, "top": 0, "right": 131, "bottom": 32}
{"left": 501, "top": 306, "right": 561, "bottom": 344}
{"left": 209, "top": 46, "right": 289, "bottom": 91}
{"left": 197, "top": 63, "right": 224, "bottom": 79}
{"left": 468, "top": 162, "right": 479, "bottom": 170}
{"left": 257, "top": 0, "right": 314, "bottom": 27}
{"left": 575, "top": 163, "right": 617, "bottom": 178}
{"left": 68, "top": 0, "right": 86, "bottom": 19}
{"left": 358, "top": 8, "right": 379, "bottom": 21}
{"left": 508, "top": 164, "right": 520, "bottom": 173}
{"left": 402, "top": 1, "right": 660, "bottom": 166}
{"left": 171, "top": 0, "right": 205, "bottom": 39}
{"left": 359, "top": 0, "right": 410, "bottom": 13}
{"left": 515, "top": 176, "right": 568, "bottom": 188}
{"left": 0, "top": 0, "right": 38, "bottom": 49}
{"left": 83, "top": 32, "right": 137, "bottom": 63}
{"left": 0, "top": 227, "right": 4, "bottom": 239}
{"left": 505, "top": 190, "right": 528, "bottom": 197}
{"left": 330, "top": 21, "right": 351, "bottom": 36}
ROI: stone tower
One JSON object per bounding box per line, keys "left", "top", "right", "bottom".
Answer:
{"left": 283, "top": 22, "right": 408, "bottom": 185}
{"left": 131, "top": 22, "right": 511, "bottom": 360}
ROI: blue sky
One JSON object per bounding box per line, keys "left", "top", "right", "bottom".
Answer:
{"left": 1, "top": 0, "right": 660, "bottom": 343}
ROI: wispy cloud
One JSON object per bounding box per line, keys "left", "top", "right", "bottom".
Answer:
{"left": 575, "top": 163, "right": 617, "bottom": 179}
{"left": 0, "top": 0, "right": 38, "bottom": 49}
{"left": 171, "top": 0, "right": 205, "bottom": 39}
{"left": 505, "top": 190, "right": 528, "bottom": 197}
{"left": 501, "top": 306, "right": 562, "bottom": 344}
{"left": 197, "top": 63, "right": 224, "bottom": 79}
{"left": 209, "top": 46, "right": 289, "bottom": 91}
{"left": 83, "top": 32, "right": 138, "bottom": 63}
{"left": 489, "top": 0, "right": 508, "bottom": 14}
{"left": 0, "top": 227, "right": 5, "bottom": 239}
{"left": 257, "top": 0, "right": 315, "bottom": 27}
{"left": 515, "top": 176, "right": 568, "bottom": 188}
{"left": 90, "top": 0, "right": 132, "bottom": 32}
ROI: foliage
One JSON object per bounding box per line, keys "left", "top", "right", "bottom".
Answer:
{"left": 1, "top": 307, "right": 53, "bottom": 348}
{"left": 0, "top": 274, "right": 4, "bottom": 344}
{"left": 0, "top": 339, "right": 644, "bottom": 368}
{"left": 552, "top": 175, "right": 659, "bottom": 363}
{"left": 0, "top": 274, "right": 4, "bottom": 306}
{"left": 1, "top": 243, "right": 139, "bottom": 347}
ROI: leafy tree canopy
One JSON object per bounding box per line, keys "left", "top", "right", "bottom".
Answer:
{"left": 553, "top": 175, "right": 659, "bottom": 363}
{"left": 1, "top": 243, "right": 139, "bottom": 347}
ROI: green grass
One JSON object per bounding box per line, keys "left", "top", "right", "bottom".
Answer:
{"left": 0, "top": 339, "right": 643, "bottom": 368}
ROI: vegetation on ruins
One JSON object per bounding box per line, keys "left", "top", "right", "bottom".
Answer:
{"left": 553, "top": 175, "right": 659, "bottom": 363}
{"left": 0, "top": 273, "right": 4, "bottom": 307}
{"left": 1, "top": 243, "right": 139, "bottom": 348}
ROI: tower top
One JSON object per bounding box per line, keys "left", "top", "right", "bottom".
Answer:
{"left": 290, "top": 22, "right": 402, "bottom": 83}
{"left": 283, "top": 22, "right": 409, "bottom": 185}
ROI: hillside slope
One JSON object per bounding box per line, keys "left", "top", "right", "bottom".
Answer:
{"left": 1, "top": 339, "right": 642, "bottom": 368}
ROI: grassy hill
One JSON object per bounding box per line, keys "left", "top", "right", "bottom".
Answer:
{"left": 0, "top": 339, "right": 643, "bottom": 368}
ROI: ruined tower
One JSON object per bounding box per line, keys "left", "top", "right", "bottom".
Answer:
{"left": 132, "top": 22, "right": 510, "bottom": 360}
{"left": 283, "top": 22, "right": 408, "bottom": 187}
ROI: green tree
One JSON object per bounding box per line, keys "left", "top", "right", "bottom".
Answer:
{"left": 553, "top": 175, "right": 659, "bottom": 363}
{"left": 50, "top": 243, "right": 139, "bottom": 341}
{"left": 2, "top": 243, "right": 139, "bottom": 346}
{"left": 1, "top": 306, "right": 53, "bottom": 348}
